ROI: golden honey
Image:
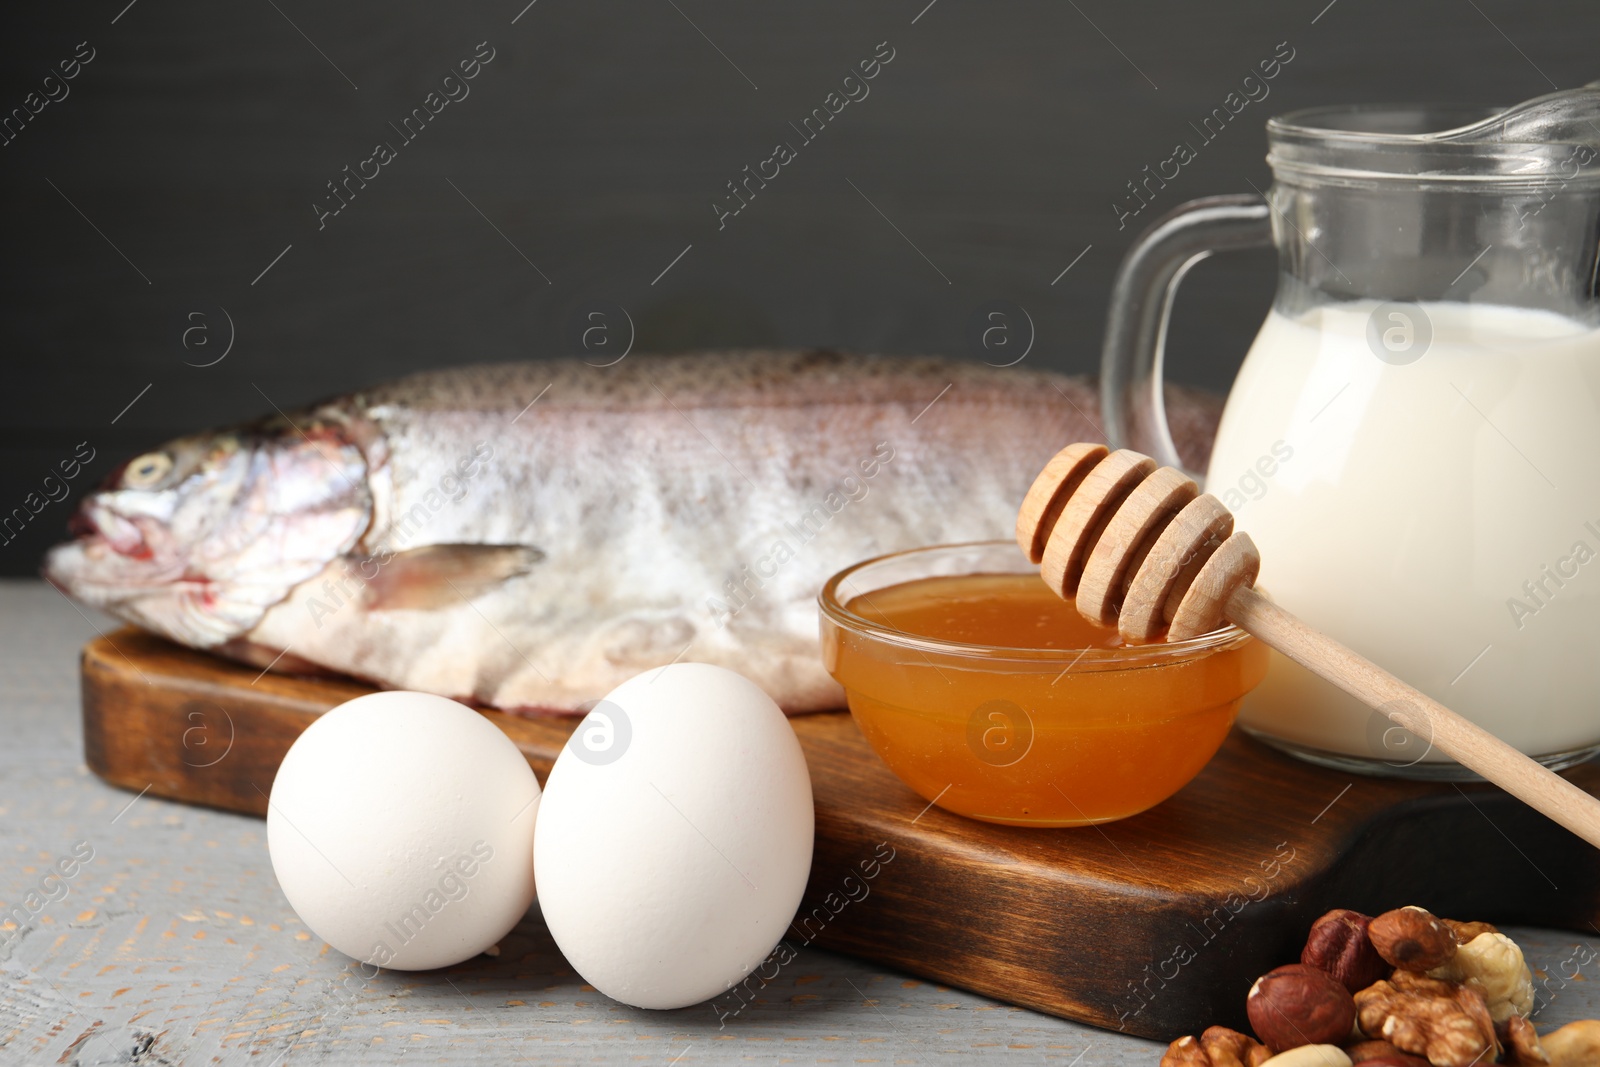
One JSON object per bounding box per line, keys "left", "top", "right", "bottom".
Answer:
{"left": 821, "top": 555, "right": 1268, "bottom": 827}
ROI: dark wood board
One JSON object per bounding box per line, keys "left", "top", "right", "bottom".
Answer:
{"left": 81, "top": 628, "right": 1600, "bottom": 1040}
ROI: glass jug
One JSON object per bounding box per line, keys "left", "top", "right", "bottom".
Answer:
{"left": 1101, "top": 103, "right": 1600, "bottom": 778}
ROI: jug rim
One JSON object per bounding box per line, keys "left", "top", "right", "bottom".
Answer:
{"left": 1267, "top": 104, "right": 1600, "bottom": 188}
{"left": 1270, "top": 103, "right": 1504, "bottom": 139}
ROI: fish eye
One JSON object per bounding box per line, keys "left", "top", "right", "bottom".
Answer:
{"left": 123, "top": 452, "right": 173, "bottom": 489}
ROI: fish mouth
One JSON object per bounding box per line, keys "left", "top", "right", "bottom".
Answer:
{"left": 43, "top": 502, "right": 179, "bottom": 605}
{"left": 66, "top": 501, "right": 157, "bottom": 562}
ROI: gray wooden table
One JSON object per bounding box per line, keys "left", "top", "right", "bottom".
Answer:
{"left": 2, "top": 579, "right": 1597, "bottom": 1066}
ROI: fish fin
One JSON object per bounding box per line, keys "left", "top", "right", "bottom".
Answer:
{"left": 361, "top": 544, "right": 543, "bottom": 612}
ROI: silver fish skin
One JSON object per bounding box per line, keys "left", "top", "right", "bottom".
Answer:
{"left": 45, "top": 351, "right": 1221, "bottom": 713}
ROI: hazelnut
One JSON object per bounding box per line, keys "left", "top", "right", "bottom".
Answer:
{"left": 1542, "top": 1019, "right": 1600, "bottom": 1067}
{"left": 1258, "top": 1046, "right": 1352, "bottom": 1067}
{"left": 1368, "top": 907, "right": 1457, "bottom": 972}
{"left": 1301, "top": 909, "right": 1389, "bottom": 993}
{"left": 1343, "top": 1039, "right": 1428, "bottom": 1066}
{"left": 1246, "top": 964, "right": 1358, "bottom": 1053}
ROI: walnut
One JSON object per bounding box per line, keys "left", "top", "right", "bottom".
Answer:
{"left": 1354, "top": 972, "right": 1499, "bottom": 1067}
{"left": 1426, "top": 931, "right": 1533, "bottom": 1022}
{"left": 1500, "top": 1014, "right": 1551, "bottom": 1064}
{"left": 1162, "top": 1035, "right": 1210, "bottom": 1067}
{"left": 1200, "top": 1026, "right": 1273, "bottom": 1067}
{"left": 1161, "top": 1029, "right": 1274, "bottom": 1067}
{"left": 1442, "top": 918, "right": 1498, "bottom": 945}
{"left": 1158, "top": 1023, "right": 1267, "bottom": 1067}
{"left": 1542, "top": 1020, "right": 1600, "bottom": 1067}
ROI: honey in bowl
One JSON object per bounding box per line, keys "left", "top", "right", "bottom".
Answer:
{"left": 819, "top": 542, "right": 1268, "bottom": 827}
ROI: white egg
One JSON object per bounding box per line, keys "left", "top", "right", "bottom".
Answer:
{"left": 267, "top": 691, "right": 540, "bottom": 970}
{"left": 534, "top": 663, "right": 814, "bottom": 1009}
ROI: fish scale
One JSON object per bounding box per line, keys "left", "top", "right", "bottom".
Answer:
{"left": 46, "top": 351, "right": 1223, "bottom": 713}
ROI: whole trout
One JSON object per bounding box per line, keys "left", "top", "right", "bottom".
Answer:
{"left": 45, "top": 351, "right": 1221, "bottom": 712}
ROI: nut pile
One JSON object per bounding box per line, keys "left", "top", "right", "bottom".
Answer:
{"left": 1160, "top": 905, "right": 1600, "bottom": 1067}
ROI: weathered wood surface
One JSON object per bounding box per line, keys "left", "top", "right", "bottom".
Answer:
{"left": 75, "top": 612, "right": 1600, "bottom": 1046}
{"left": 5, "top": 580, "right": 1127, "bottom": 1065}
{"left": 3, "top": 581, "right": 1600, "bottom": 1062}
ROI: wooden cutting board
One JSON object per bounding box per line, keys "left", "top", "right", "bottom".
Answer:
{"left": 80, "top": 628, "right": 1600, "bottom": 1040}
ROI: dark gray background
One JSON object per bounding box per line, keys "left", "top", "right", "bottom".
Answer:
{"left": 2, "top": 0, "right": 1594, "bottom": 574}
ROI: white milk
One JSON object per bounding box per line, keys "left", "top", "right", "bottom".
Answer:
{"left": 1204, "top": 299, "right": 1600, "bottom": 762}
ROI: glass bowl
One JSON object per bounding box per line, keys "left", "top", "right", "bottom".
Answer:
{"left": 818, "top": 541, "right": 1269, "bottom": 827}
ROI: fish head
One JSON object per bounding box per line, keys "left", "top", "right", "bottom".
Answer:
{"left": 43, "top": 417, "right": 371, "bottom": 647}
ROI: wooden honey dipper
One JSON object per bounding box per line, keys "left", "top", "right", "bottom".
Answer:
{"left": 1017, "top": 442, "right": 1600, "bottom": 848}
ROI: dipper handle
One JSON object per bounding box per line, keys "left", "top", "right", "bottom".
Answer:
{"left": 1230, "top": 584, "right": 1600, "bottom": 850}
{"left": 1018, "top": 443, "right": 1600, "bottom": 850}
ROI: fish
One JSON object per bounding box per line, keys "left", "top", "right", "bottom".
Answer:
{"left": 44, "top": 351, "right": 1223, "bottom": 713}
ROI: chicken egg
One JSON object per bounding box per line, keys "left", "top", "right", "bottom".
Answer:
{"left": 267, "top": 690, "right": 540, "bottom": 970}
{"left": 533, "top": 663, "right": 815, "bottom": 1009}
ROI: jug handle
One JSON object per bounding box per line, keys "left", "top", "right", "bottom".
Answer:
{"left": 1100, "top": 194, "right": 1274, "bottom": 473}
